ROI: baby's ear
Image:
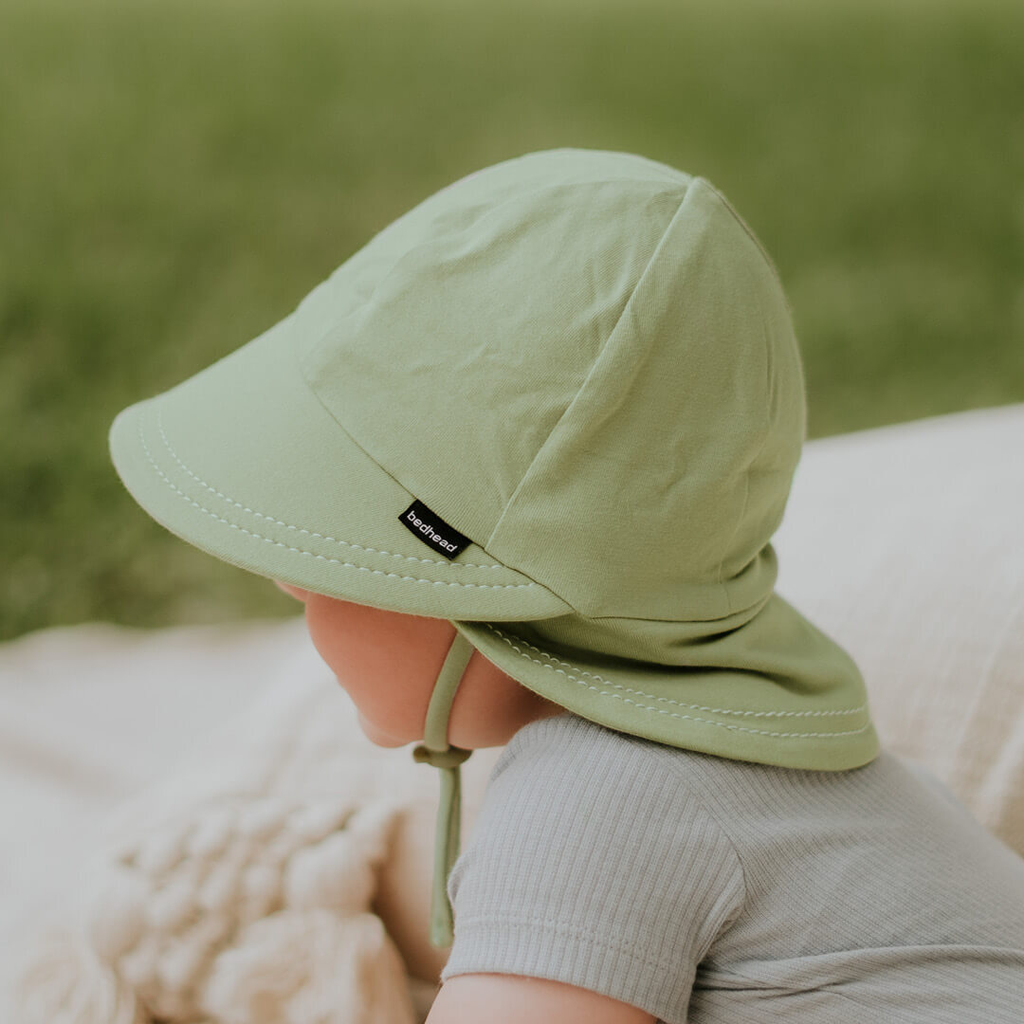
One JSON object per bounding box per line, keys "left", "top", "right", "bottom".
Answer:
{"left": 274, "top": 580, "right": 311, "bottom": 602}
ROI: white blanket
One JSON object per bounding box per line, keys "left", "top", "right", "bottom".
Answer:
{"left": 3, "top": 402, "right": 1023, "bottom": 1022}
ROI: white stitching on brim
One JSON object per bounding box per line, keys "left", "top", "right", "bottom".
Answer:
{"left": 131, "top": 406, "right": 540, "bottom": 590}
{"left": 154, "top": 407, "right": 510, "bottom": 572}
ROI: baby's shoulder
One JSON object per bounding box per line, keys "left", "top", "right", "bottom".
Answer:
{"left": 497, "top": 712, "right": 925, "bottom": 829}
{"left": 487, "top": 710, "right": 739, "bottom": 832}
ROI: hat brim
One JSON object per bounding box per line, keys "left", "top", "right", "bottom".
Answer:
{"left": 109, "top": 313, "right": 573, "bottom": 621}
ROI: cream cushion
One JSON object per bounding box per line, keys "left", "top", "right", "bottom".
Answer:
{"left": 773, "top": 401, "right": 1024, "bottom": 855}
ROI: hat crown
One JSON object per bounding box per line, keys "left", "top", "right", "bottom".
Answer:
{"left": 109, "top": 147, "right": 876, "bottom": 775}
{"left": 294, "top": 148, "right": 804, "bottom": 621}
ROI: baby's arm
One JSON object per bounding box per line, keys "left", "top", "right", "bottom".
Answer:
{"left": 426, "top": 973, "right": 656, "bottom": 1023}
{"left": 436, "top": 718, "right": 746, "bottom": 1023}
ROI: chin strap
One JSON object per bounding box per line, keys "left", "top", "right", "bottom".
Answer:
{"left": 410, "top": 628, "right": 475, "bottom": 948}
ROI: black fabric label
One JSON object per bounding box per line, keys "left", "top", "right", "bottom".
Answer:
{"left": 398, "top": 498, "right": 471, "bottom": 559}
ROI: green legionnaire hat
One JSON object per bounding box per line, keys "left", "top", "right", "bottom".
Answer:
{"left": 109, "top": 146, "right": 881, "bottom": 949}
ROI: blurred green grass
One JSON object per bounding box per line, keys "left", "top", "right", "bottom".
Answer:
{"left": 1, "top": 0, "right": 1022, "bottom": 641}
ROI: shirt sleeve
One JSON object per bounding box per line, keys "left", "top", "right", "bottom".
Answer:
{"left": 439, "top": 713, "right": 747, "bottom": 1024}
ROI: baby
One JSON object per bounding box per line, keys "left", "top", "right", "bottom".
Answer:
{"left": 110, "top": 148, "right": 1024, "bottom": 1023}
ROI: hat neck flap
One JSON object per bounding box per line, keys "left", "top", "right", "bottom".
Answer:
{"left": 453, "top": 575, "right": 879, "bottom": 776}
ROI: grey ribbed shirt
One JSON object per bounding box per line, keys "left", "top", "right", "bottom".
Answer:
{"left": 440, "top": 712, "right": 1024, "bottom": 1023}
